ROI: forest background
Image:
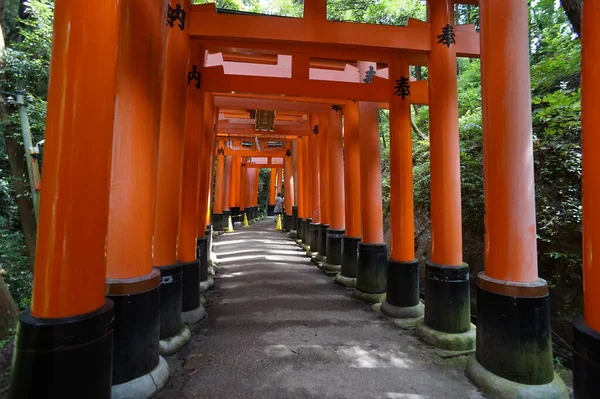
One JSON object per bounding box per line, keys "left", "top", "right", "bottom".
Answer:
{"left": 0, "top": 0, "right": 585, "bottom": 369}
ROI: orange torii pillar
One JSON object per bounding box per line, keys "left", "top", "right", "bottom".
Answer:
{"left": 354, "top": 99, "right": 387, "bottom": 304}
{"left": 212, "top": 139, "right": 226, "bottom": 231}
{"left": 177, "top": 43, "right": 206, "bottom": 326}
{"left": 222, "top": 155, "right": 233, "bottom": 227}
{"left": 284, "top": 142, "right": 295, "bottom": 231}
{"left": 291, "top": 140, "right": 300, "bottom": 231}
{"left": 205, "top": 107, "right": 219, "bottom": 232}
{"left": 415, "top": 0, "right": 474, "bottom": 350}
{"left": 316, "top": 114, "right": 330, "bottom": 261}
{"left": 152, "top": 0, "right": 192, "bottom": 353}
{"left": 380, "top": 59, "right": 424, "bottom": 323}
{"left": 104, "top": 0, "right": 167, "bottom": 395}
{"left": 296, "top": 137, "right": 307, "bottom": 242}
{"left": 230, "top": 154, "right": 241, "bottom": 218}
{"left": 268, "top": 167, "right": 277, "bottom": 216}
{"left": 465, "top": 0, "right": 568, "bottom": 396}
{"left": 574, "top": 3, "right": 600, "bottom": 397}
{"left": 307, "top": 115, "right": 321, "bottom": 256}
{"left": 240, "top": 160, "right": 248, "bottom": 220}
{"left": 196, "top": 94, "right": 216, "bottom": 298}
{"left": 8, "top": 2, "right": 120, "bottom": 397}
{"left": 323, "top": 105, "right": 346, "bottom": 275}
{"left": 336, "top": 100, "right": 362, "bottom": 288}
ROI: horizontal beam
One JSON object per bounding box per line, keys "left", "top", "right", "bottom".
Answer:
{"left": 204, "top": 66, "right": 429, "bottom": 104}
{"left": 222, "top": 149, "right": 286, "bottom": 157}
{"left": 216, "top": 95, "right": 331, "bottom": 113}
{"left": 244, "top": 163, "right": 285, "bottom": 169}
{"left": 191, "top": 5, "right": 480, "bottom": 63}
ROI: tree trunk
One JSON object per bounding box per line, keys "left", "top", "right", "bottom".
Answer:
{"left": 560, "top": 0, "right": 582, "bottom": 37}
{"left": 0, "top": 3, "right": 37, "bottom": 268}
{"left": 0, "top": 275, "right": 18, "bottom": 339}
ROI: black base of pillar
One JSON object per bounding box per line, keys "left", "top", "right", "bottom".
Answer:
{"left": 267, "top": 204, "right": 275, "bottom": 216}
{"left": 181, "top": 260, "right": 200, "bottom": 312}
{"left": 304, "top": 218, "right": 312, "bottom": 245}
{"left": 232, "top": 206, "right": 241, "bottom": 218}
{"left": 318, "top": 223, "right": 329, "bottom": 255}
{"left": 423, "top": 261, "right": 471, "bottom": 334}
{"left": 157, "top": 264, "right": 183, "bottom": 340}
{"left": 474, "top": 273, "right": 553, "bottom": 385}
{"left": 298, "top": 218, "right": 306, "bottom": 241}
{"left": 253, "top": 206, "right": 259, "bottom": 219}
{"left": 309, "top": 223, "right": 320, "bottom": 251}
{"left": 107, "top": 271, "right": 161, "bottom": 385}
{"left": 223, "top": 210, "right": 231, "bottom": 229}
{"left": 205, "top": 225, "right": 213, "bottom": 259}
{"left": 326, "top": 229, "right": 344, "bottom": 265}
{"left": 244, "top": 208, "right": 252, "bottom": 223}
{"left": 284, "top": 214, "right": 293, "bottom": 232}
{"left": 212, "top": 213, "right": 223, "bottom": 231}
{"left": 292, "top": 206, "right": 298, "bottom": 231}
{"left": 356, "top": 242, "right": 388, "bottom": 294}
{"left": 9, "top": 300, "right": 115, "bottom": 399}
{"left": 573, "top": 318, "right": 600, "bottom": 398}
{"left": 196, "top": 237, "right": 209, "bottom": 282}
{"left": 387, "top": 259, "right": 420, "bottom": 307}
{"left": 341, "top": 236, "right": 360, "bottom": 278}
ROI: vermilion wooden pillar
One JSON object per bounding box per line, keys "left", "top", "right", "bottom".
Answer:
{"left": 152, "top": 0, "right": 192, "bottom": 348}
{"left": 284, "top": 140, "right": 295, "bottom": 230}
{"left": 268, "top": 167, "right": 277, "bottom": 216}
{"left": 296, "top": 137, "right": 307, "bottom": 242}
{"left": 104, "top": 0, "right": 167, "bottom": 391}
{"left": 213, "top": 138, "right": 226, "bottom": 230}
{"left": 355, "top": 100, "right": 387, "bottom": 303}
{"left": 416, "top": 0, "right": 473, "bottom": 351}
{"left": 337, "top": 100, "right": 362, "bottom": 288}
{"left": 292, "top": 140, "right": 300, "bottom": 231}
{"left": 302, "top": 126, "right": 312, "bottom": 247}
{"left": 204, "top": 107, "right": 219, "bottom": 229}
{"left": 381, "top": 59, "right": 423, "bottom": 322}
{"left": 323, "top": 106, "right": 345, "bottom": 274}
{"left": 316, "top": 114, "right": 329, "bottom": 259}
{"left": 466, "top": 1, "right": 568, "bottom": 396}
{"left": 230, "top": 154, "right": 241, "bottom": 217}
{"left": 574, "top": 8, "right": 600, "bottom": 397}
{"left": 177, "top": 43, "right": 206, "bottom": 327}
{"left": 239, "top": 161, "right": 247, "bottom": 218}
{"left": 222, "top": 155, "right": 233, "bottom": 226}
{"left": 9, "top": 1, "right": 121, "bottom": 397}
{"left": 308, "top": 115, "right": 321, "bottom": 254}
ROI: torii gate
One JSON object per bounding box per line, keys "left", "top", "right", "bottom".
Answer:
{"left": 7, "top": 1, "right": 598, "bottom": 399}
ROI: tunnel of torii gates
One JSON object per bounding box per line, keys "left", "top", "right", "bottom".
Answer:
{"left": 6, "top": 0, "right": 600, "bottom": 398}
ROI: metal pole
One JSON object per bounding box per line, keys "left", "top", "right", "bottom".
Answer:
{"left": 16, "top": 92, "right": 39, "bottom": 222}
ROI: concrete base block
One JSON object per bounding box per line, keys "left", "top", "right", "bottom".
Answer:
{"left": 199, "top": 277, "right": 214, "bottom": 294}
{"left": 305, "top": 250, "right": 317, "bottom": 258}
{"left": 159, "top": 325, "right": 191, "bottom": 356}
{"left": 302, "top": 244, "right": 310, "bottom": 253}
{"left": 335, "top": 273, "right": 357, "bottom": 288}
{"left": 353, "top": 289, "right": 386, "bottom": 304}
{"left": 200, "top": 295, "right": 206, "bottom": 306}
{"left": 315, "top": 253, "right": 326, "bottom": 263}
{"left": 322, "top": 263, "right": 341, "bottom": 276}
{"left": 295, "top": 239, "right": 303, "bottom": 245}
{"left": 416, "top": 320, "right": 476, "bottom": 351}
{"left": 208, "top": 266, "right": 216, "bottom": 276}
{"left": 372, "top": 303, "right": 423, "bottom": 330}
{"left": 111, "top": 356, "right": 169, "bottom": 399}
{"left": 287, "top": 230, "right": 297, "bottom": 239}
{"left": 381, "top": 300, "right": 424, "bottom": 320}
{"left": 466, "top": 356, "right": 569, "bottom": 399}
{"left": 181, "top": 303, "right": 206, "bottom": 325}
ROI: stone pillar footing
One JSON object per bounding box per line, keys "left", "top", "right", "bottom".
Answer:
{"left": 387, "top": 259, "right": 420, "bottom": 308}
{"left": 417, "top": 260, "right": 474, "bottom": 351}
{"left": 356, "top": 242, "right": 388, "bottom": 298}
{"left": 292, "top": 206, "right": 299, "bottom": 231}
{"left": 335, "top": 272, "right": 357, "bottom": 288}
{"left": 157, "top": 264, "right": 184, "bottom": 340}
{"left": 353, "top": 290, "right": 386, "bottom": 304}
{"left": 159, "top": 325, "right": 191, "bottom": 356}
{"left": 318, "top": 224, "right": 329, "bottom": 257}
{"left": 340, "top": 236, "right": 360, "bottom": 282}
{"left": 111, "top": 356, "right": 169, "bottom": 399}
{"left": 107, "top": 270, "right": 161, "bottom": 389}
{"left": 9, "top": 300, "right": 115, "bottom": 399}
{"left": 325, "top": 228, "right": 344, "bottom": 273}
{"left": 573, "top": 318, "right": 600, "bottom": 399}
{"left": 468, "top": 272, "right": 562, "bottom": 391}
{"left": 466, "top": 357, "right": 568, "bottom": 399}
{"left": 381, "top": 300, "right": 424, "bottom": 320}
